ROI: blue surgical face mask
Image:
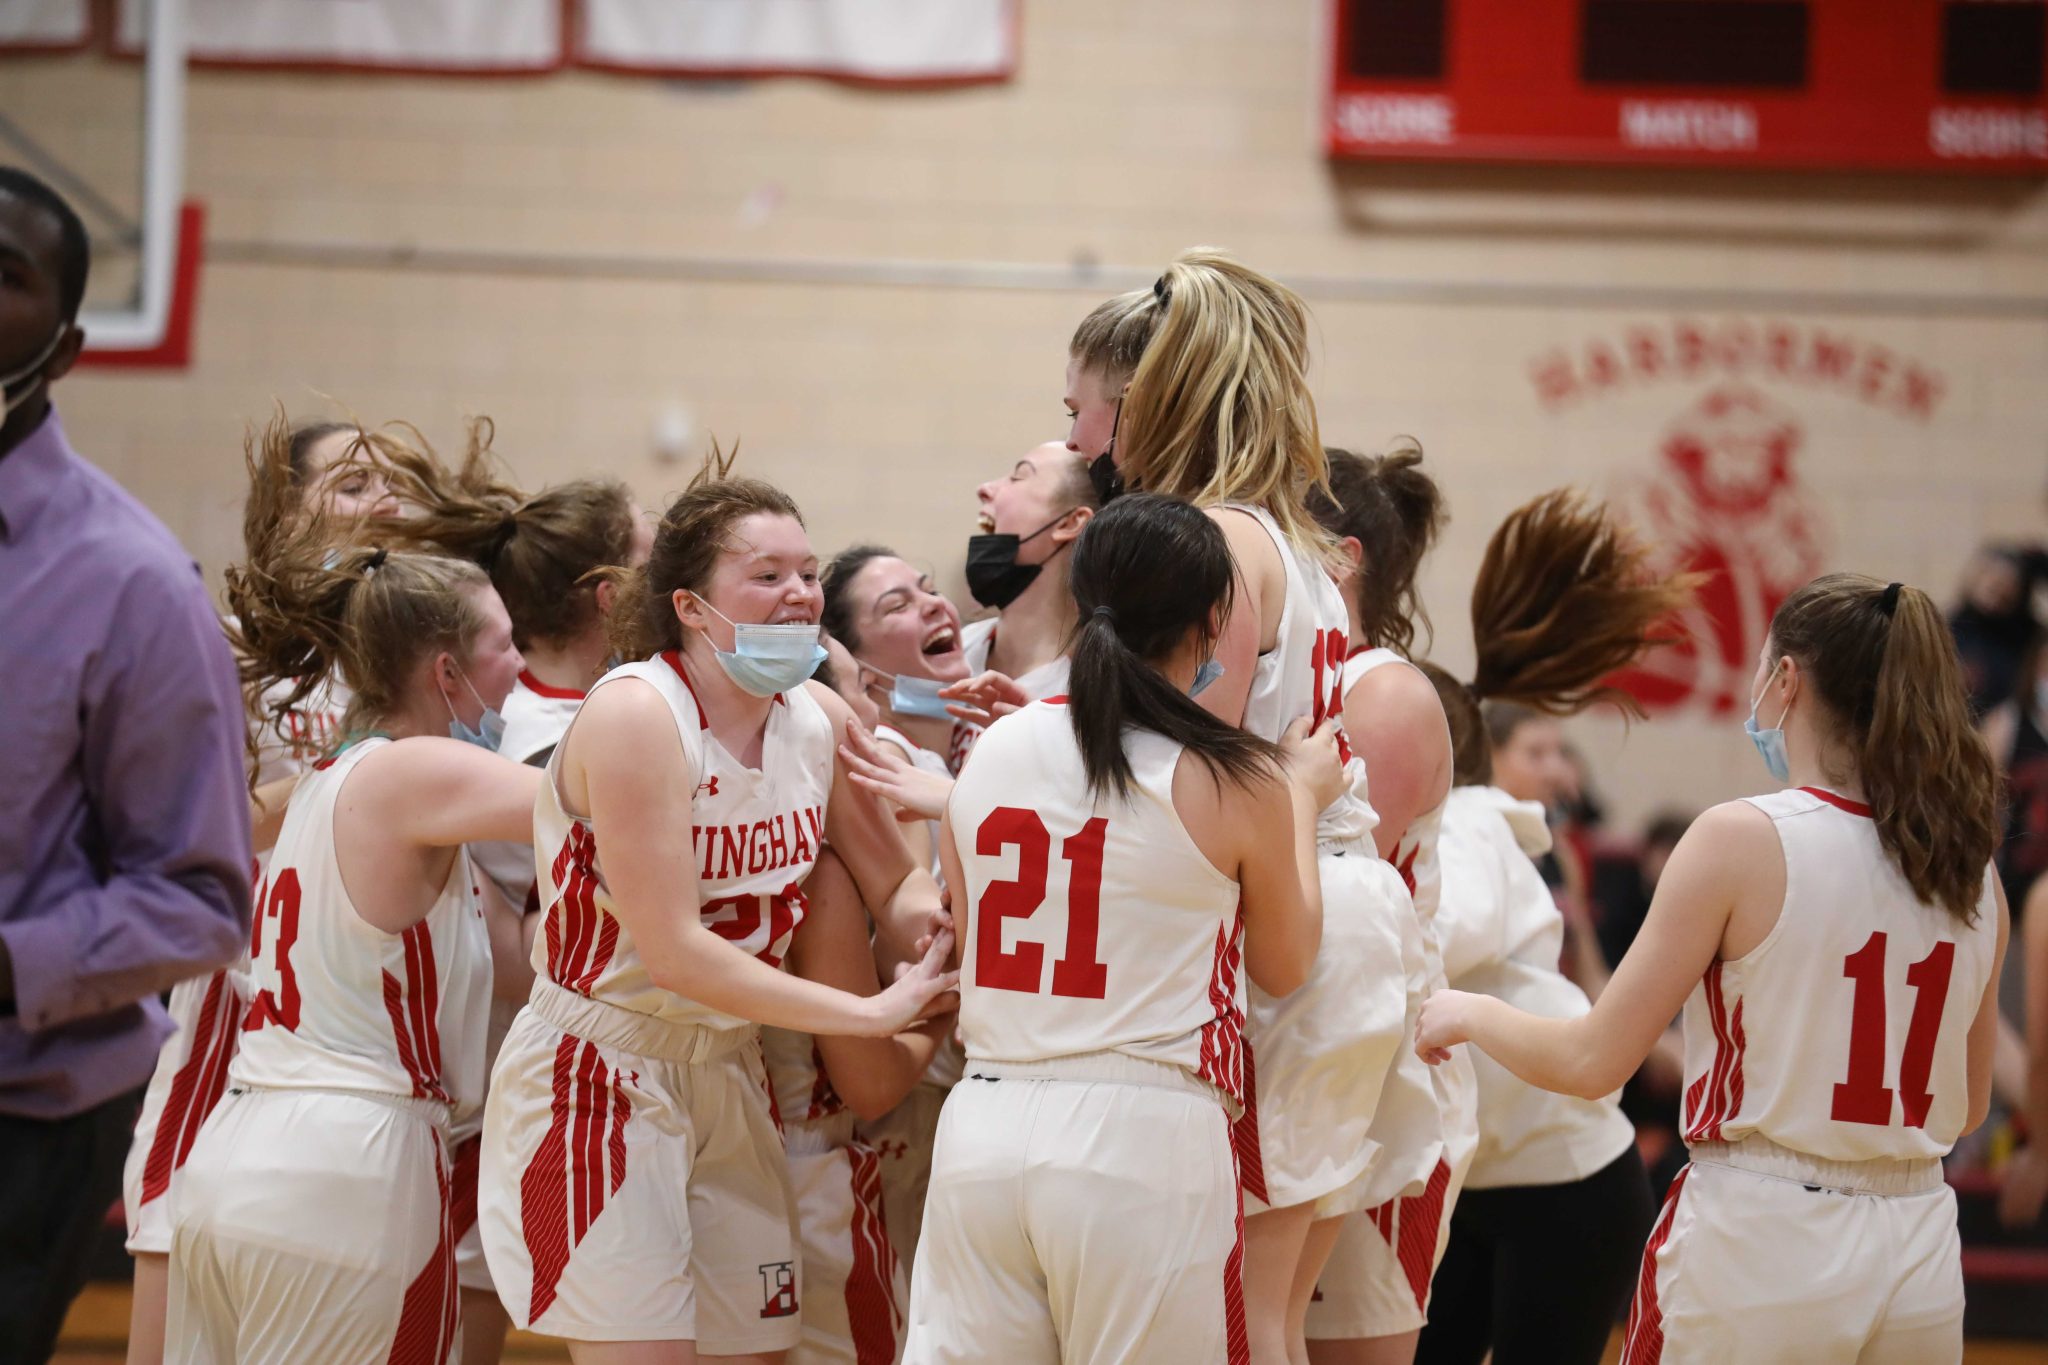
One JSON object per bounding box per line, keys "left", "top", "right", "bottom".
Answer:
{"left": 701, "top": 600, "right": 826, "bottom": 699}
{"left": 1743, "top": 663, "right": 1793, "bottom": 784}
{"left": 864, "top": 665, "right": 955, "bottom": 722}
{"left": 1191, "top": 657, "right": 1224, "bottom": 697}
{"left": 442, "top": 664, "right": 507, "bottom": 752}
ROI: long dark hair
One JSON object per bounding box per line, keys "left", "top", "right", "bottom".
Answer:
{"left": 1066, "top": 494, "right": 1282, "bottom": 800}
{"left": 1771, "top": 574, "right": 1999, "bottom": 923}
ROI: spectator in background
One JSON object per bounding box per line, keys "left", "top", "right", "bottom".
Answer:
{"left": 1486, "top": 704, "right": 1609, "bottom": 993}
{"left": 1952, "top": 545, "right": 2039, "bottom": 717}
{"left": 1590, "top": 810, "right": 1694, "bottom": 970}
{"left": 0, "top": 168, "right": 250, "bottom": 1361}
{"left": 1986, "top": 627, "right": 2048, "bottom": 914}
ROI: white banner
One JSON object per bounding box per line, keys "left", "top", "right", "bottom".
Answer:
{"left": 0, "top": 0, "right": 90, "bottom": 49}
{"left": 577, "top": 0, "right": 1015, "bottom": 82}
{"left": 115, "top": 0, "right": 562, "bottom": 72}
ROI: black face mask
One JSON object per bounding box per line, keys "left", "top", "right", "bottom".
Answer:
{"left": 964, "top": 511, "right": 1071, "bottom": 610}
{"left": 1087, "top": 394, "right": 1127, "bottom": 506}
{"left": 1086, "top": 451, "right": 1125, "bottom": 506}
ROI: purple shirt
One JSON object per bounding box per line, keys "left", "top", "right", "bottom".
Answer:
{"left": 0, "top": 408, "right": 251, "bottom": 1118}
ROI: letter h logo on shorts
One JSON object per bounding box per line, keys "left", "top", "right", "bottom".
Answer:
{"left": 758, "top": 1261, "right": 799, "bottom": 1318}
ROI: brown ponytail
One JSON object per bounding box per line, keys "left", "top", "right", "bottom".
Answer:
{"left": 1769, "top": 574, "right": 1999, "bottom": 922}
{"left": 1432, "top": 489, "right": 1699, "bottom": 788}
{"left": 1306, "top": 441, "right": 1447, "bottom": 657}
{"left": 374, "top": 417, "right": 638, "bottom": 651}
{"left": 602, "top": 442, "right": 804, "bottom": 663}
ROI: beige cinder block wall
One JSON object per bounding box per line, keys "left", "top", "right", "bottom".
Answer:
{"left": 5, "top": 1, "right": 2045, "bottom": 829}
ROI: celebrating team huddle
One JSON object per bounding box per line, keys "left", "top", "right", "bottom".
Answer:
{"left": 126, "top": 249, "right": 2007, "bottom": 1365}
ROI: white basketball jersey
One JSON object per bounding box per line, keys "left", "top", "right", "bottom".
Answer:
{"left": 531, "top": 651, "right": 834, "bottom": 1032}
{"left": 252, "top": 671, "right": 350, "bottom": 788}
{"left": 1343, "top": 648, "right": 1445, "bottom": 924}
{"left": 234, "top": 738, "right": 493, "bottom": 1123}
{"left": 473, "top": 671, "right": 583, "bottom": 910}
{"left": 1681, "top": 786, "right": 1999, "bottom": 1162}
{"left": 1436, "top": 785, "right": 1634, "bottom": 1187}
{"left": 1225, "top": 505, "right": 1376, "bottom": 846}
{"left": 499, "top": 670, "right": 585, "bottom": 767}
{"left": 960, "top": 616, "right": 1071, "bottom": 702}
{"left": 947, "top": 700, "right": 1247, "bottom": 1108}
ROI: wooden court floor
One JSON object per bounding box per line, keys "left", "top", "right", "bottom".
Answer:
{"left": 50, "top": 1281, "right": 2048, "bottom": 1364}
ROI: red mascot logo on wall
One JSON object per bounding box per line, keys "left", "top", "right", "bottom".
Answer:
{"left": 1610, "top": 385, "right": 1827, "bottom": 715}
{"left": 1527, "top": 319, "right": 1944, "bottom": 717}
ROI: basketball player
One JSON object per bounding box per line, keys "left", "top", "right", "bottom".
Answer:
{"left": 371, "top": 422, "right": 657, "bottom": 1365}
{"left": 961, "top": 440, "right": 1099, "bottom": 698}
{"left": 906, "top": 492, "right": 1343, "bottom": 1365}
{"left": 820, "top": 546, "right": 974, "bottom": 848}
{"left": 476, "top": 454, "right": 958, "bottom": 1363}
{"left": 1065, "top": 252, "right": 1415, "bottom": 1363}
{"left": 1320, "top": 486, "right": 1685, "bottom": 1365}
{"left": 122, "top": 413, "right": 404, "bottom": 1365}
{"left": 1297, "top": 445, "right": 1474, "bottom": 1364}
{"left": 1418, "top": 574, "right": 2008, "bottom": 1364}
{"left": 168, "top": 516, "right": 544, "bottom": 1362}
{"left": 761, "top": 845, "right": 950, "bottom": 1365}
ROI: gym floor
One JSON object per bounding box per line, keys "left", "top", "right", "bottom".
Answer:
{"left": 48, "top": 1282, "right": 2048, "bottom": 1364}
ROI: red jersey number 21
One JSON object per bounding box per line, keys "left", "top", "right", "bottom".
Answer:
{"left": 972, "top": 808, "right": 1109, "bottom": 1000}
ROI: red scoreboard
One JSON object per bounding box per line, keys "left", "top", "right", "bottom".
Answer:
{"left": 1325, "top": 0, "right": 2048, "bottom": 171}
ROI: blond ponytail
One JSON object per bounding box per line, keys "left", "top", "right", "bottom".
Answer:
{"left": 1111, "top": 248, "right": 1335, "bottom": 560}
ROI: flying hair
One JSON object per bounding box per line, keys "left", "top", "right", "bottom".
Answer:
{"left": 1430, "top": 489, "right": 1700, "bottom": 786}
{"left": 374, "top": 416, "right": 638, "bottom": 650}
{"left": 225, "top": 479, "right": 490, "bottom": 786}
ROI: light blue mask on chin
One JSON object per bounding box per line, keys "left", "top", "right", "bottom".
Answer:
{"left": 1191, "top": 658, "right": 1224, "bottom": 698}
{"left": 1743, "top": 666, "right": 1793, "bottom": 784}
{"left": 703, "top": 601, "right": 826, "bottom": 699}
{"left": 865, "top": 666, "right": 955, "bottom": 722}
{"left": 443, "top": 666, "right": 507, "bottom": 752}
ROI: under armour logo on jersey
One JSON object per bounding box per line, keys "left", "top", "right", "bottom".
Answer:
{"left": 698, "top": 775, "right": 720, "bottom": 797}
{"left": 758, "top": 1261, "right": 798, "bottom": 1318}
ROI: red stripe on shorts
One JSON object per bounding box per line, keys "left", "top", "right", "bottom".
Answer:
{"left": 140, "top": 970, "right": 238, "bottom": 1204}
{"left": 387, "top": 1137, "right": 459, "bottom": 1364}
{"left": 844, "top": 1143, "right": 902, "bottom": 1365}
{"left": 450, "top": 1134, "right": 482, "bottom": 1242}
{"left": 1621, "top": 1165, "right": 1692, "bottom": 1365}
{"left": 520, "top": 1035, "right": 581, "bottom": 1322}
{"left": 1223, "top": 1143, "right": 1250, "bottom": 1365}
{"left": 1230, "top": 1035, "right": 1267, "bottom": 1205}
{"left": 521, "top": 1036, "right": 633, "bottom": 1324}
{"left": 1394, "top": 1158, "right": 1452, "bottom": 1312}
